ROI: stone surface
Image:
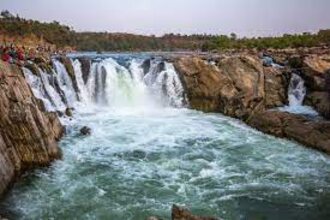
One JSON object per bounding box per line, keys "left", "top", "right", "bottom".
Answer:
{"left": 248, "top": 111, "right": 330, "bottom": 154}
{"left": 65, "top": 108, "right": 74, "bottom": 117}
{"left": 172, "top": 205, "right": 219, "bottom": 220}
{"left": 264, "top": 67, "right": 289, "bottom": 108}
{"left": 301, "top": 55, "right": 330, "bottom": 91}
{"left": 80, "top": 126, "right": 92, "bottom": 136}
{"left": 0, "top": 60, "right": 64, "bottom": 196}
{"left": 174, "top": 55, "right": 265, "bottom": 120}
{"left": 305, "top": 92, "right": 330, "bottom": 119}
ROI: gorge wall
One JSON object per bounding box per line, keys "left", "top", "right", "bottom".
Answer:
{"left": 0, "top": 60, "right": 64, "bottom": 196}
{"left": 173, "top": 50, "right": 330, "bottom": 154}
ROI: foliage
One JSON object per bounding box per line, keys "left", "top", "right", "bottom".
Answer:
{"left": 1, "top": 11, "right": 330, "bottom": 51}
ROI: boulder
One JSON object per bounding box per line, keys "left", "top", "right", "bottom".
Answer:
{"left": 264, "top": 67, "right": 289, "bottom": 108}
{"left": 174, "top": 56, "right": 237, "bottom": 113}
{"left": 248, "top": 111, "right": 330, "bottom": 154}
{"left": 305, "top": 92, "right": 330, "bottom": 119}
{"left": 65, "top": 108, "right": 73, "bottom": 117}
{"left": 80, "top": 126, "right": 91, "bottom": 136}
{"left": 174, "top": 55, "right": 265, "bottom": 120}
{"left": 172, "top": 205, "right": 219, "bottom": 220}
{"left": 301, "top": 55, "right": 330, "bottom": 91}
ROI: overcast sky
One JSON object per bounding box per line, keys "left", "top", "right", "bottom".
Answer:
{"left": 1, "top": 0, "right": 330, "bottom": 37}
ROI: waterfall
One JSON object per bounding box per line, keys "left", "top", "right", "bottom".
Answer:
{"left": 22, "top": 56, "right": 187, "bottom": 115}
{"left": 279, "top": 73, "right": 318, "bottom": 116}
{"left": 288, "top": 73, "right": 306, "bottom": 106}
{"left": 53, "top": 60, "right": 78, "bottom": 108}
{"left": 22, "top": 67, "right": 56, "bottom": 111}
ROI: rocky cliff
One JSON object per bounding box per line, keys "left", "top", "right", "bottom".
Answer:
{"left": 174, "top": 50, "right": 330, "bottom": 154}
{"left": 0, "top": 60, "right": 64, "bottom": 196}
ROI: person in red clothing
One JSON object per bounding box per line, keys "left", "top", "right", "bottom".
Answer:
{"left": 1, "top": 47, "right": 11, "bottom": 62}
{"left": 17, "top": 47, "right": 25, "bottom": 61}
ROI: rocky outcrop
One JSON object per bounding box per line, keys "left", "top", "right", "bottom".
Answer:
{"left": 174, "top": 52, "right": 330, "bottom": 154}
{"left": 302, "top": 57, "right": 330, "bottom": 119}
{"left": 0, "top": 60, "right": 64, "bottom": 196}
{"left": 248, "top": 111, "right": 330, "bottom": 154}
{"left": 148, "top": 205, "right": 220, "bottom": 220}
{"left": 171, "top": 205, "right": 219, "bottom": 220}
{"left": 174, "top": 57, "right": 237, "bottom": 113}
{"left": 174, "top": 55, "right": 266, "bottom": 120}
{"left": 264, "top": 67, "right": 289, "bottom": 108}
{"left": 305, "top": 92, "right": 330, "bottom": 119}
{"left": 301, "top": 55, "right": 330, "bottom": 91}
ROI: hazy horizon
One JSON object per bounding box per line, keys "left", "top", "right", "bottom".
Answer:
{"left": 2, "top": 0, "right": 330, "bottom": 37}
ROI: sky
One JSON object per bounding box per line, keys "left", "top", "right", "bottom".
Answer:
{"left": 1, "top": 0, "right": 330, "bottom": 37}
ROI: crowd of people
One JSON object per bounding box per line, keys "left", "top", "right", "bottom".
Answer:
{"left": 0, "top": 44, "right": 56, "bottom": 66}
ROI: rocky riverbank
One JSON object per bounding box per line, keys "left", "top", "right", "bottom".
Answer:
{"left": 0, "top": 60, "right": 64, "bottom": 196}
{"left": 173, "top": 48, "right": 330, "bottom": 154}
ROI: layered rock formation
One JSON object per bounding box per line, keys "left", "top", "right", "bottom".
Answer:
{"left": 301, "top": 56, "right": 330, "bottom": 119}
{"left": 249, "top": 111, "right": 330, "bottom": 153}
{"left": 0, "top": 60, "right": 64, "bottom": 196}
{"left": 174, "top": 51, "right": 330, "bottom": 154}
{"left": 174, "top": 55, "right": 265, "bottom": 120}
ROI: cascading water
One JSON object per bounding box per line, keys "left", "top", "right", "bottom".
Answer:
{"left": 288, "top": 73, "right": 307, "bottom": 106}
{"left": 2, "top": 55, "right": 330, "bottom": 220}
{"left": 22, "top": 67, "right": 56, "bottom": 111}
{"left": 279, "top": 73, "right": 319, "bottom": 116}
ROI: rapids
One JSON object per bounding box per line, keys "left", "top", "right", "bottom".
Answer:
{"left": 1, "top": 55, "right": 330, "bottom": 220}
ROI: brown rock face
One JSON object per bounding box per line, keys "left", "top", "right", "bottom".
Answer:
{"left": 301, "top": 55, "right": 330, "bottom": 91}
{"left": 0, "top": 61, "right": 64, "bottom": 196}
{"left": 264, "top": 67, "right": 289, "bottom": 108}
{"left": 305, "top": 92, "right": 330, "bottom": 119}
{"left": 172, "top": 205, "right": 219, "bottom": 220}
{"left": 174, "top": 55, "right": 265, "bottom": 120}
{"left": 249, "top": 111, "right": 330, "bottom": 154}
{"left": 174, "top": 57, "right": 236, "bottom": 113}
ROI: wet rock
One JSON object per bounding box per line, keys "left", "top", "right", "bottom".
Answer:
{"left": 38, "top": 62, "right": 53, "bottom": 74}
{"left": 141, "top": 59, "right": 151, "bottom": 75}
{"left": 132, "top": 150, "right": 147, "bottom": 159}
{"left": 0, "top": 60, "right": 64, "bottom": 196}
{"left": 172, "top": 205, "right": 219, "bottom": 220}
{"left": 80, "top": 126, "right": 92, "bottom": 136}
{"left": 65, "top": 108, "right": 74, "bottom": 117}
{"left": 248, "top": 111, "right": 330, "bottom": 154}
{"left": 156, "top": 61, "right": 166, "bottom": 73}
{"left": 147, "top": 216, "right": 162, "bottom": 220}
{"left": 78, "top": 57, "right": 91, "bottom": 84}
{"left": 24, "top": 62, "right": 40, "bottom": 76}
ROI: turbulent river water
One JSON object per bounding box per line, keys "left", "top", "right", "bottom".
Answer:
{"left": 1, "top": 54, "right": 330, "bottom": 220}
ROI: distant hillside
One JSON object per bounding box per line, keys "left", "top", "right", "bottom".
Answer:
{"left": 1, "top": 10, "right": 330, "bottom": 52}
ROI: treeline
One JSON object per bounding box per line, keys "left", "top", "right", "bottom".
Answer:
{"left": 1, "top": 10, "right": 330, "bottom": 51}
